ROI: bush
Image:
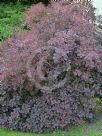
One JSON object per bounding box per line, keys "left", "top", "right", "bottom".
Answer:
{"left": 0, "top": 0, "right": 49, "bottom": 5}
{"left": 0, "top": 1, "right": 102, "bottom": 133}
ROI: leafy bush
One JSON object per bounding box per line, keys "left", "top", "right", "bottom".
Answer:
{"left": 0, "top": 0, "right": 49, "bottom": 5}
{"left": 0, "top": 1, "right": 102, "bottom": 133}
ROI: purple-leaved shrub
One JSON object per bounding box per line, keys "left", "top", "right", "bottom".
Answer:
{"left": 0, "top": 1, "right": 102, "bottom": 133}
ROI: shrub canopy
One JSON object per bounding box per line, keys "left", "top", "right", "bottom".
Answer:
{"left": 0, "top": 1, "right": 102, "bottom": 133}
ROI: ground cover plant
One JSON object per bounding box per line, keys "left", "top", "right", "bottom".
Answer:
{"left": 0, "top": 2, "right": 28, "bottom": 44}
{"left": 0, "top": 0, "right": 102, "bottom": 134}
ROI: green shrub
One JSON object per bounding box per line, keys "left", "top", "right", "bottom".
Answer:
{"left": 0, "top": 0, "right": 37, "bottom": 4}
{"left": 0, "top": 3, "right": 28, "bottom": 44}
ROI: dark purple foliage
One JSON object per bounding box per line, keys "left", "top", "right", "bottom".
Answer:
{"left": 0, "top": 1, "right": 102, "bottom": 133}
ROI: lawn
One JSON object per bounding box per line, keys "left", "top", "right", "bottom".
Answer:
{"left": 0, "top": 121, "right": 102, "bottom": 136}
{"left": 0, "top": 126, "right": 88, "bottom": 136}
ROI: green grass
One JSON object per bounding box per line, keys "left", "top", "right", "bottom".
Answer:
{"left": 0, "top": 126, "right": 85, "bottom": 136}
{"left": 0, "top": 121, "right": 102, "bottom": 136}
{"left": 0, "top": 2, "right": 28, "bottom": 44}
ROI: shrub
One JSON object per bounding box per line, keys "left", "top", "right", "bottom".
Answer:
{"left": 0, "top": 3, "right": 28, "bottom": 44}
{"left": 0, "top": 1, "right": 102, "bottom": 133}
{"left": 0, "top": 0, "right": 49, "bottom": 5}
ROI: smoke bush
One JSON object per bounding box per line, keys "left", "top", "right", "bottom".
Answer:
{"left": 0, "top": 1, "right": 102, "bottom": 133}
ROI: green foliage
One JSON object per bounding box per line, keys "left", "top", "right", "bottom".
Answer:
{"left": 0, "top": 126, "right": 87, "bottom": 136}
{"left": 0, "top": 3, "right": 28, "bottom": 44}
{"left": 96, "top": 98, "right": 102, "bottom": 114}
{"left": 0, "top": 0, "right": 37, "bottom": 4}
{"left": 1, "top": 121, "right": 102, "bottom": 136}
